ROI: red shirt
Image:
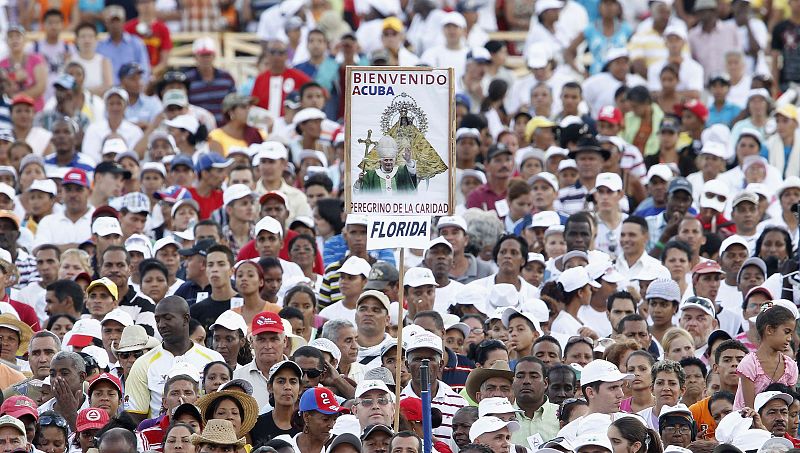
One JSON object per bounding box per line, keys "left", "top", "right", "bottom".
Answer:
{"left": 123, "top": 19, "right": 173, "bottom": 67}
{"left": 785, "top": 434, "right": 800, "bottom": 448}
{"left": 236, "top": 228, "right": 324, "bottom": 274}
{"left": 251, "top": 68, "right": 311, "bottom": 116}
{"left": 4, "top": 296, "right": 41, "bottom": 332}
{"left": 187, "top": 187, "right": 223, "bottom": 220}
{"left": 465, "top": 183, "right": 507, "bottom": 212}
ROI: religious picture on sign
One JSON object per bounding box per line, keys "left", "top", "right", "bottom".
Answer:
{"left": 345, "top": 67, "right": 455, "bottom": 216}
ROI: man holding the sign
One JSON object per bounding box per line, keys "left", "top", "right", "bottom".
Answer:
{"left": 359, "top": 136, "right": 418, "bottom": 193}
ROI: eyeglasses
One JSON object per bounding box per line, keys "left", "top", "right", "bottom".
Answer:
{"left": 117, "top": 350, "right": 144, "bottom": 360}
{"left": 704, "top": 192, "right": 727, "bottom": 202}
{"left": 662, "top": 425, "right": 692, "bottom": 435}
{"left": 39, "top": 415, "right": 68, "bottom": 429}
{"left": 470, "top": 328, "right": 484, "bottom": 335}
{"left": 357, "top": 397, "right": 391, "bottom": 407}
{"left": 684, "top": 296, "right": 714, "bottom": 311}
{"left": 267, "top": 48, "right": 287, "bottom": 55}
{"left": 302, "top": 368, "right": 324, "bottom": 379}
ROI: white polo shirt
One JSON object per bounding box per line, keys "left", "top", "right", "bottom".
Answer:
{"left": 34, "top": 208, "right": 94, "bottom": 248}
{"left": 125, "top": 342, "right": 223, "bottom": 418}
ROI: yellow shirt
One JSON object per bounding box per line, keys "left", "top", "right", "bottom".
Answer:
{"left": 208, "top": 128, "right": 267, "bottom": 156}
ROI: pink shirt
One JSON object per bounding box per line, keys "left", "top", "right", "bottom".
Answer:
{"left": 734, "top": 351, "right": 798, "bottom": 409}
{"left": 0, "top": 53, "right": 46, "bottom": 111}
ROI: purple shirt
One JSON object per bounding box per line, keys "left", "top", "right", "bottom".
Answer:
{"left": 465, "top": 183, "right": 506, "bottom": 212}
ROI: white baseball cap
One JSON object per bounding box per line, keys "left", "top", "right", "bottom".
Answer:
{"left": 255, "top": 216, "right": 283, "bottom": 236}
{"left": 164, "top": 115, "right": 200, "bottom": 135}
{"left": 210, "top": 310, "right": 248, "bottom": 335}
{"left": 441, "top": 11, "right": 466, "bottom": 27}
{"left": 664, "top": 24, "right": 687, "bottom": 40}
{"left": 223, "top": 184, "right": 257, "bottom": 207}
{"left": 0, "top": 184, "right": 13, "bottom": 203}
{"left": 101, "top": 308, "right": 133, "bottom": 327}
{"left": 154, "top": 236, "right": 181, "bottom": 254}
{"left": 125, "top": 234, "right": 152, "bottom": 259}
{"left": 527, "top": 252, "right": 546, "bottom": 265}
{"left": 308, "top": 338, "right": 342, "bottom": 363}
{"left": 92, "top": 217, "right": 122, "bottom": 237}
{"left": 426, "top": 237, "right": 453, "bottom": 253}
{"left": 27, "top": 179, "right": 57, "bottom": 196}
{"left": 777, "top": 176, "right": 800, "bottom": 199}
{"left": 488, "top": 284, "right": 520, "bottom": 310}
{"left": 529, "top": 172, "right": 559, "bottom": 192}
{"left": 700, "top": 179, "right": 729, "bottom": 212}
{"left": 529, "top": 211, "right": 561, "bottom": 229}
{"left": 645, "top": 163, "right": 674, "bottom": 184}
{"left": 579, "top": 359, "right": 633, "bottom": 385}
{"left": 404, "top": 267, "right": 438, "bottom": 287}
{"left": 500, "top": 307, "right": 542, "bottom": 334}
{"left": 445, "top": 320, "right": 471, "bottom": 339}
{"left": 573, "top": 433, "right": 613, "bottom": 453}
{"left": 468, "top": 416, "right": 520, "bottom": 442}
{"left": 338, "top": 256, "right": 371, "bottom": 278}
{"left": 545, "top": 146, "right": 569, "bottom": 161}
{"left": 558, "top": 159, "right": 577, "bottom": 172}
{"left": 456, "top": 128, "right": 481, "bottom": 141}
{"left": 437, "top": 215, "right": 468, "bottom": 232}
{"left": 720, "top": 234, "right": 749, "bottom": 255}
{"left": 679, "top": 296, "right": 716, "bottom": 317}
{"left": 478, "top": 397, "right": 522, "bottom": 417}
{"left": 253, "top": 142, "right": 289, "bottom": 162}
{"left": 557, "top": 266, "right": 601, "bottom": 292}
{"left": 754, "top": 391, "right": 793, "bottom": 413}
{"left": 659, "top": 403, "right": 693, "bottom": 418}
{"left": 595, "top": 172, "right": 622, "bottom": 192}
{"left": 354, "top": 379, "right": 392, "bottom": 398}
{"left": 101, "top": 138, "right": 128, "bottom": 156}
{"left": 700, "top": 141, "right": 728, "bottom": 159}
{"left": 405, "top": 331, "right": 444, "bottom": 356}
{"left": 345, "top": 214, "right": 368, "bottom": 226}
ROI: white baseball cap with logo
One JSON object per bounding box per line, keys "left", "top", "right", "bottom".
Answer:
{"left": 223, "top": 184, "right": 257, "bottom": 207}
{"left": 354, "top": 379, "right": 392, "bottom": 398}
{"left": 404, "top": 267, "right": 438, "bottom": 287}
{"left": 468, "top": 416, "right": 520, "bottom": 442}
{"left": 338, "top": 256, "right": 371, "bottom": 278}
{"left": 579, "top": 359, "right": 633, "bottom": 385}
{"left": 595, "top": 172, "right": 622, "bottom": 192}
{"left": 478, "top": 397, "right": 523, "bottom": 417}
{"left": 573, "top": 432, "right": 613, "bottom": 453}
{"left": 92, "top": 217, "right": 123, "bottom": 237}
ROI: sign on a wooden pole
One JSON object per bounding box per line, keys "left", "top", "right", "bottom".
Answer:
{"left": 344, "top": 66, "right": 456, "bottom": 216}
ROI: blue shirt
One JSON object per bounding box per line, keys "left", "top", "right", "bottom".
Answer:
{"left": 707, "top": 103, "right": 741, "bottom": 127}
{"left": 0, "top": 96, "right": 10, "bottom": 130}
{"left": 96, "top": 33, "right": 151, "bottom": 84}
{"left": 322, "top": 234, "right": 396, "bottom": 267}
{"left": 584, "top": 20, "right": 633, "bottom": 75}
{"left": 125, "top": 94, "right": 162, "bottom": 125}
{"left": 44, "top": 153, "right": 96, "bottom": 174}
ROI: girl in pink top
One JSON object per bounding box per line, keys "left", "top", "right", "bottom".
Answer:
{"left": 734, "top": 304, "right": 798, "bottom": 409}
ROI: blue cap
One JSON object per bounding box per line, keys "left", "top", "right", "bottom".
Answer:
{"left": 455, "top": 93, "right": 471, "bottom": 110}
{"left": 118, "top": 62, "right": 144, "bottom": 79}
{"left": 53, "top": 73, "right": 76, "bottom": 90}
{"left": 298, "top": 386, "right": 345, "bottom": 414}
{"left": 170, "top": 155, "right": 194, "bottom": 171}
{"left": 194, "top": 153, "right": 232, "bottom": 173}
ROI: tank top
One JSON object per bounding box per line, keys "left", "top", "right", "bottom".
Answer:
{"left": 72, "top": 53, "right": 105, "bottom": 92}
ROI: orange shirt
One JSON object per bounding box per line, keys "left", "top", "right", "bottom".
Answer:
{"left": 0, "top": 363, "right": 26, "bottom": 389}
{"left": 37, "top": 0, "right": 77, "bottom": 26}
{"left": 690, "top": 397, "right": 716, "bottom": 439}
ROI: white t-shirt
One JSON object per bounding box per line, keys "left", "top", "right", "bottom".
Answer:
{"left": 81, "top": 119, "right": 143, "bottom": 163}
{"left": 16, "top": 282, "right": 46, "bottom": 325}
{"left": 420, "top": 46, "right": 469, "bottom": 81}
{"left": 34, "top": 208, "right": 95, "bottom": 248}
{"left": 647, "top": 57, "right": 705, "bottom": 93}
{"left": 552, "top": 310, "right": 584, "bottom": 336}
{"left": 578, "top": 305, "right": 613, "bottom": 339}
{"left": 318, "top": 301, "right": 356, "bottom": 324}
{"left": 434, "top": 280, "right": 466, "bottom": 313}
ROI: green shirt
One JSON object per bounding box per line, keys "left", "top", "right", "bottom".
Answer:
{"left": 511, "top": 399, "right": 561, "bottom": 449}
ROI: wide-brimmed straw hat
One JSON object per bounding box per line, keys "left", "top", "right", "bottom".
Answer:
{"left": 0, "top": 313, "right": 32, "bottom": 356}
{"left": 195, "top": 390, "right": 258, "bottom": 438}
{"left": 189, "top": 419, "right": 246, "bottom": 447}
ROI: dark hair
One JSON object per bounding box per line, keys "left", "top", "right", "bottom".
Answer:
{"left": 34, "top": 410, "right": 68, "bottom": 449}
{"left": 618, "top": 313, "right": 647, "bottom": 334}
{"left": 558, "top": 397, "right": 588, "bottom": 422}
{"left": 45, "top": 280, "right": 84, "bottom": 313}
{"left": 491, "top": 234, "right": 528, "bottom": 268}
{"left": 185, "top": 124, "right": 208, "bottom": 146}
{"left": 607, "top": 290, "right": 637, "bottom": 312}
{"left": 279, "top": 306, "right": 305, "bottom": 323}
{"left": 480, "top": 79, "right": 508, "bottom": 112}
{"left": 714, "top": 339, "right": 748, "bottom": 364}
{"left": 547, "top": 364, "right": 577, "bottom": 384}
{"left": 562, "top": 81, "right": 583, "bottom": 94}
{"left": 284, "top": 285, "right": 318, "bottom": 309}
{"left": 306, "top": 28, "right": 327, "bottom": 42}
{"left": 699, "top": 233, "right": 722, "bottom": 259}
{"left": 75, "top": 21, "right": 97, "bottom": 36}
{"left": 623, "top": 215, "right": 649, "bottom": 234}
{"left": 468, "top": 339, "right": 508, "bottom": 365}
{"left": 533, "top": 335, "right": 563, "bottom": 357}
{"left": 258, "top": 256, "right": 282, "bottom": 272}
{"left": 139, "top": 258, "right": 169, "bottom": 280}
{"left": 163, "top": 422, "right": 196, "bottom": 441}
{"left": 565, "top": 212, "right": 593, "bottom": 234}
{"left": 194, "top": 219, "right": 223, "bottom": 238}
{"left": 43, "top": 8, "right": 64, "bottom": 21}
{"left": 289, "top": 234, "right": 317, "bottom": 255}
{"left": 45, "top": 313, "right": 77, "bottom": 332}
{"left": 34, "top": 244, "right": 61, "bottom": 260}
{"left": 204, "top": 395, "right": 244, "bottom": 422}
{"left": 627, "top": 350, "right": 656, "bottom": 368}
{"left": 97, "top": 419, "right": 139, "bottom": 448}
{"left": 460, "top": 113, "right": 488, "bottom": 130}
{"left": 459, "top": 445, "right": 494, "bottom": 453}
{"left": 206, "top": 244, "right": 234, "bottom": 266}
{"left": 291, "top": 345, "right": 324, "bottom": 368}
{"left": 414, "top": 311, "right": 444, "bottom": 331}
{"left": 662, "top": 239, "right": 693, "bottom": 263}
{"left": 390, "top": 431, "right": 422, "bottom": 452}
{"left": 564, "top": 337, "right": 593, "bottom": 361}
{"left": 710, "top": 390, "right": 734, "bottom": 407}
{"left": 764, "top": 382, "right": 799, "bottom": 400}
{"left": 515, "top": 356, "right": 546, "bottom": 372}
{"left": 755, "top": 305, "right": 795, "bottom": 337}
{"left": 626, "top": 85, "right": 652, "bottom": 104}
{"left": 303, "top": 172, "right": 333, "bottom": 193}
{"left": 755, "top": 226, "right": 793, "bottom": 262}
{"left": 202, "top": 361, "right": 233, "bottom": 388}
{"left": 660, "top": 64, "right": 680, "bottom": 79}
{"left": 315, "top": 198, "right": 345, "bottom": 235}
{"left": 679, "top": 357, "right": 708, "bottom": 378}
{"left": 300, "top": 81, "right": 326, "bottom": 99}
{"left": 102, "top": 245, "right": 130, "bottom": 264}
{"left": 189, "top": 318, "right": 202, "bottom": 337}
{"left": 611, "top": 417, "right": 664, "bottom": 453}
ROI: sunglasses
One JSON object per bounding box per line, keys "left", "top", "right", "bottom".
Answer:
{"left": 566, "top": 336, "right": 593, "bottom": 348}
{"left": 40, "top": 415, "right": 68, "bottom": 429}
{"left": 704, "top": 192, "right": 727, "bottom": 202}
{"left": 357, "top": 397, "right": 391, "bottom": 407}
{"left": 302, "top": 368, "right": 324, "bottom": 378}
{"left": 267, "top": 49, "right": 287, "bottom": 55}
{"left": 684, "top": 296, "right": 713, "bottom": 310}
{"left": 117, "top": 350, "right": 144, "bottom": 360}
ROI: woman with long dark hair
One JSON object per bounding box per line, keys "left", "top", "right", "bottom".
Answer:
{"left": 755, "top": 226, "right": 794, "bottom": 274}
{"left": 551, "top": 266, "right": 600, "bottom": 339}
{"left": 608, "top": 416, "right": 663, "bottom": 453}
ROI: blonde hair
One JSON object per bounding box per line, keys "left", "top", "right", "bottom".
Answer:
{"left": 661, "top": 327, "right": 694, "bottom": 354}
{"left": 59, "top": 249, "right": 92, "bottom": 274}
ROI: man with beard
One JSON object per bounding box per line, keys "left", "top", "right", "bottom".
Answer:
{"left": 753, "top": 391, "right": 799, "bottom": 446}
{"left": 689, "top": 261, "right": 742, "bottom": 335}
{"left": 125, "top": 296, "right": 222, "bottom": 423}
{"left": 100, "top": 246, "right": 156, "bottom": 334}
{"left": 512, "top": 357, "right": 559, "bottom": 444}
{"left": 35, "top": 168, "right": 94, "bottom": 250}
{"left": 423, "top": 237, "right": 464, "bottom": 312}
{"left": 679, "top": 296, "right": 719, "bottom": 358}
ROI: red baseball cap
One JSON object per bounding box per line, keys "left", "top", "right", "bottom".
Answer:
{"left": 0, "top": 395, "right": 38, "bottom": 421}
{"left": 691, "top": 260, "right": 724, "bottom": 275}
{"left": 89, "top": 373, "right": 122, "bottom": 396}
{"left": 259, "top": 190, "right": 288, "bottom": 207}
{"left": 399, "top": 397, "right": 423, "bottom": 422}
{"left": 597, "top": 105, "right": 622, "bottom": 125}
{"left": 675, "top": 99, "right": 709, "bottom": 123}
{"left": 299, "top": 386, "right": 347, "bottom": 414}
{"left": 251, "top": 311, "right": 284, "bottom": 335}
{"left": 63, "top": 168, "right": 90, "bottom": 188}
{"left": 11, "top": 94, "right": 34, "bottom": 107}
{"left": 76, "top": 407, "right": 109, "bottom": 432}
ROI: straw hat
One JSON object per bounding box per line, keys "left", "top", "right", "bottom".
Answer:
{"left": 112, "top": 325, "right": 159, "bottom": 353}
{"left": 189, "top": 419, "right": 246, "bottom": 448}
{"left": 0, "top": 313, "right": 33, "bottom": 356}
{"left": 195, "top": 390, "right": 258, "bottom": 438}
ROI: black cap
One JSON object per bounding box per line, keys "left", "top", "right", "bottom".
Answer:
{"left": 328, "top": 434, "right": 361, "bottom": 451}
{"left": 568, "top": 135, "right": 610, "bottom": 160}
{"left": 659, "top": 116, "right": 681, "bottom": 132}
{"left": 708, "top": 73, "right": 731, "bottom": 86}
{"left": 172, "top": 402, "right": 202, "bottom": 422}
{"left": 668, "top": 177, "right": 693, "bottom": 196}
{"left": 95, "top": 161, "right": 132, "bottom": 179}
{"left": 178, "top": 238, "right": 216, "bottom": 257}
{"left": 486, "top": 143, "right": 513, "bottom": 161}
{"left": 361, "top": 424, "right": 394, "bottom": 441}
{"left": 713, "top": 444, "right": 743, "bottom": 453}
{"left": 708, "top": 329, "right": 732, "bottom": 350}
{"left": 364, "top": 261, "right": 400, "bottom": 290}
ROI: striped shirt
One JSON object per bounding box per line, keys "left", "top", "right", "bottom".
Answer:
{"left": 15, "top": 250, "right": 39, "bottom": 290}
{"left": 0, "top": 96, "right": 10, "bottom": 129}
{"left": 185, "top": 68, "right": 237, "bottom": 125}
{"left": 558, "top": 182, "right": 590, "bottom": 216}
{"left": 401, "top": 380, "right": 467, "bottom": 442}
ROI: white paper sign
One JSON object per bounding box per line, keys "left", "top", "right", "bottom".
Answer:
{"left": 367, "top": 215, "right": 430, "bottom": 250}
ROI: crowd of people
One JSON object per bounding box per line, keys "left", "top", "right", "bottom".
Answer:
{"left": 1, "top": 0, "right": 800, "bottom": 451}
